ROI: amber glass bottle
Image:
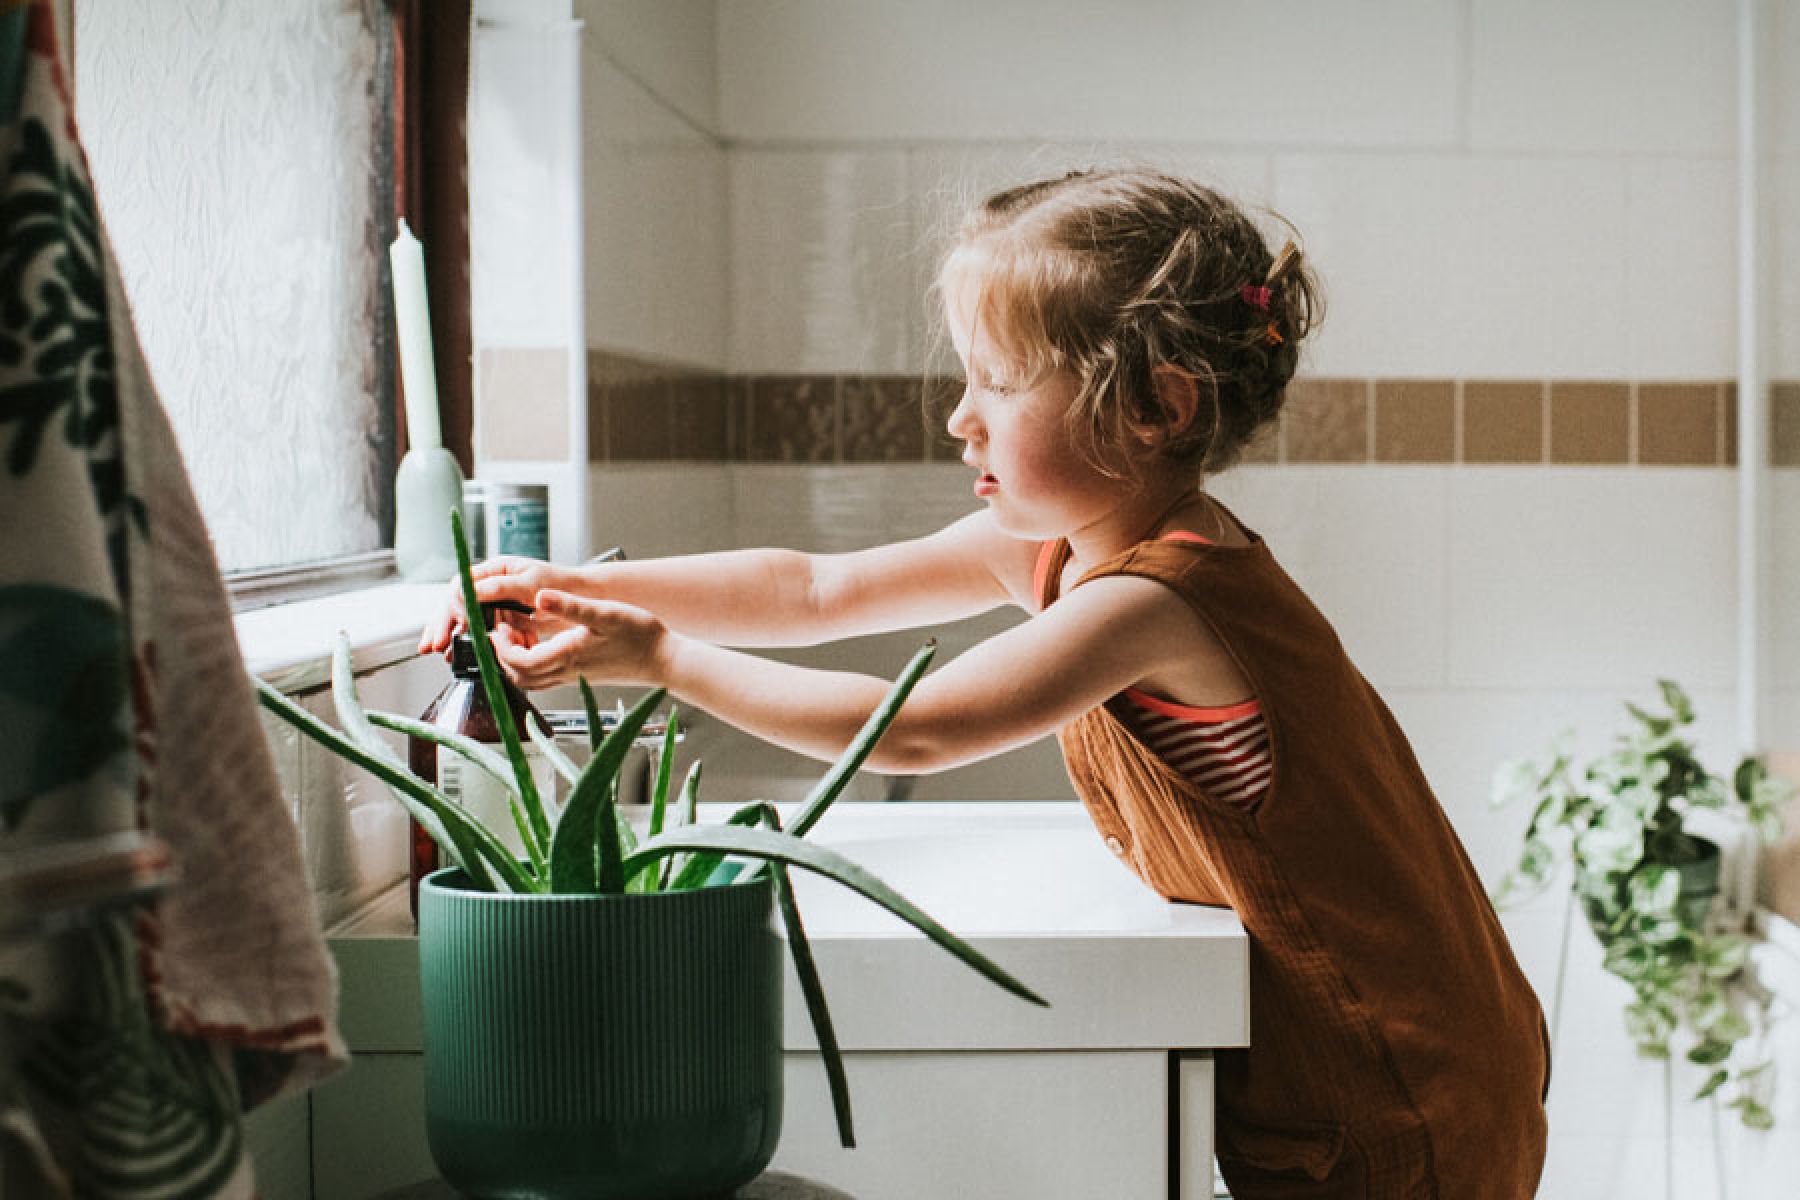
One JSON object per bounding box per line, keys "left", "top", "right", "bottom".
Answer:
{"left": 408, "top": 607, "right": 546, "bottom": 919}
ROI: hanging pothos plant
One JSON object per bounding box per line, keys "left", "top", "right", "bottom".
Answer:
{"left": 1493, "top": 680, "right": 1791, "bottom": 1129}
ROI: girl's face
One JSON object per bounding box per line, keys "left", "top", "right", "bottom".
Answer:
{"left": 944, "top": 279, "right": 1123, "bottom": 542}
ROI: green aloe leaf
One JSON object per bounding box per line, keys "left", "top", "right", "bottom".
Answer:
{"left": 527, "top": 712, "right": 581, "bottom": 790}
{"left": 550, "top": 686, "right": 664, "bottom": 893}
{"left": 787, "top": 641, "right": 935, "bottom": 840}
{"left": 661, "top": 760, "right": 702, "bottom": 890}
{"left": 770, "top": 858, "right": 854, "bottom": 1148}
{"left": 451, "top": 509, "right": 551, "bottom": 854}
{"left": 649, "top": 709, "right": 679, "bottom": 838}
{"left": 368, "top": 709, "right": 513, "bottom": 788}
{"left": 328, "top": 634, "right": 407, "bottom": 774}
{"left": 669, "top": 801, "right": 773, "bottom": 891}
{"left": 254, "top": 676, "right": 532, "bottom": 894}
{"left": 624, "top": 824, "right": 1047, "bottom": 1008}
{"left": 368, "top": 709, "right": 547, "bottom": 876}
{"left": 730, "top": 641, "right": 935, "bottom": 888}
{"left": 581, "top": 679, "right": 606, "bottom": 752}
{"left": 597, "top": 785, "right": 625, "bottom": 894}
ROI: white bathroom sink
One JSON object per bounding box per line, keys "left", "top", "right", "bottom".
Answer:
{"left": 788, "top": 824, "right": 1178, "bottom": 936}
{"left": 696, "top": 801, "right": 1251, "bottom": 1053}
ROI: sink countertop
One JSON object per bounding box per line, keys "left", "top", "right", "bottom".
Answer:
{"left": 329, "top": 802, "right": 1249, "bottom": 1055}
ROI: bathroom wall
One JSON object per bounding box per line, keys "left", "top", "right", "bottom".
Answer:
{"left": 551, "top": 0, "right": 1800, "bottom": 886}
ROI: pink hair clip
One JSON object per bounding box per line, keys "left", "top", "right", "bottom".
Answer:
{"left": 1240, "top": 284, "right": 1272, "bottom": 311}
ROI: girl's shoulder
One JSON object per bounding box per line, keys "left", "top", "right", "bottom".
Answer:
{"left": 923, "top": 510, "right": 1045, "bottom": 609}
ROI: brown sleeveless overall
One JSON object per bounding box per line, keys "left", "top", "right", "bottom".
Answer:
{"left": 1040, "top": 526, "right": 1549, "bottom": 1199}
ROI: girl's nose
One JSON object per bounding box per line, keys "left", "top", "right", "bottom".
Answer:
{"left": 946, "top": 384, "right": 977, "bottom": 441}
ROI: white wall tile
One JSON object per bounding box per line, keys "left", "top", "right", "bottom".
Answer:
{"left": 1775, "top": 2, "right": 1800, "bottom": 167}
{"left": 1468, "top": 0, "right": 1735, "bottom": 156}
{"left": 717, "top": 0, "right": 1460, "bottom": 148}
{"left": 729, "top": 150, "right": 912, "bottom": 374}
{"left": 589, "top": 462, "right": 734, "bottom": 557}
{"left": 1626, "top": 159, "right": 1737, "bottom": 379}
{"left": 1382, "top": 685, "right": 1739, "bottom": 892}
{"left": 1447, "top": 469, "right": 1737, "bottom": 690}
{"left": 731, "top": 465, "right": 889, "bottom": 553}
{"left": 583, "top": 55, "right": 728, "bottom": 367}
{"left": 1773, "top": 473, "right": 1800, "bottom": 698}
{"left": 1213, "top": 467, "right": 1451, "bottom": 688}
{"left": 471, "top": 20, "right": 583, "bottom": 345}
{"left": 576, "top": 0, "right": 717, "bottom": 134}
{"left": 1773, "top": 161, "right": 1800, "bottom": 380}
{"left": 1274, "top": 154, "right": 1630, "bottom": 379}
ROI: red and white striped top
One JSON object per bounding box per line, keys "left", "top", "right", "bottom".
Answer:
{"left": 1038, "top": 530, "right": 1272, "bottom": 808}
{"left": 1116, "top": 690, "right": 1272, "bottom": 808}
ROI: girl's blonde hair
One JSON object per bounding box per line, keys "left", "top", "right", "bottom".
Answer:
{"left": 936, "top": 168, "right": 1321, "bottom": 476}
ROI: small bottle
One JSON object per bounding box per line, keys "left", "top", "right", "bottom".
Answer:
{"left": 408, "top": 604, "right": 549, "bottom": 919}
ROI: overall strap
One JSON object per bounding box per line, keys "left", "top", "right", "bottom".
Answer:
{"left": 1034, "top": 531, "right": 1216, "bottom": 611}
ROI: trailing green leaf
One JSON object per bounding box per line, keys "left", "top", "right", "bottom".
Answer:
{"left": 625, "top": 824, "right": 1047, "bottom": 1008}
{"left": 770, "top": 858, "right": 853, "bottom": 1148}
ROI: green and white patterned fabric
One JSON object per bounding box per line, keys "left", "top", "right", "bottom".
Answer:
{"left": 0, "top": 3, "right": 345, "bottom": 1195}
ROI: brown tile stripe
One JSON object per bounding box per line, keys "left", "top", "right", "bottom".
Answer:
{"left": 1462, "top": 381, "right": 1545, "bottom": 464}
{"left": 584, "top": 354, "right": 1794, "bottom": 467}
{"left": 1374, "top": 380, "right": 1454, "bottom": 464}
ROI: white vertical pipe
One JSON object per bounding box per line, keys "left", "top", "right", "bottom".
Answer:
{"left": 563, "top": 17, "right": 589, "bottom": 562}
{"left": 471, "top": 4, "right": 588, "bottom": 564}
{"left": 1737, "top": 0, "right": 1767, "bottom": 756}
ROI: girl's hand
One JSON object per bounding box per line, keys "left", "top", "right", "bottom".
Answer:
{"left": 489, "top": 590, "right": 668, "bottom": 692}
{"left": 418, "top": 556, "right": 574, "bottom": 655}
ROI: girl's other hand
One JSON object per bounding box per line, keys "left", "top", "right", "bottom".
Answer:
{"left": 488, "top": 591, "right": 667, "bottom": 692}
{"left": 417, "top": 556, "right": 570, "bottom": 655}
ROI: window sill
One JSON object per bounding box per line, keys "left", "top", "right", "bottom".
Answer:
{"left": 237, "top": 580, "right": 445, "bottom": 694}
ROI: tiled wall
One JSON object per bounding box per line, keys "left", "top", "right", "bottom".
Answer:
{"left": 569, "top": 5, "right": 1800, "bottom": 845}
{"left": 589, "top": 351, "right": 1800, "bottom": 469}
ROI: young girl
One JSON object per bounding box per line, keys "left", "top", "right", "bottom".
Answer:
{"left": 422, "top": 168, "right": 1549, "bottom": 1198}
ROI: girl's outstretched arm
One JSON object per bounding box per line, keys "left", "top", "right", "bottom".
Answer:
{"left": 491, "top": 569, "right": 1223, "bottom": 774}
{"left": 419, "top": 512, "right": 1036, "bottom": 655}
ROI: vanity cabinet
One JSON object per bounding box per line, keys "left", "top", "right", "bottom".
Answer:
{"left": 295, "top": 803, "right": 1248, "bottom": 1199}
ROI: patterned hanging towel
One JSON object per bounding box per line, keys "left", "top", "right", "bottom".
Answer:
{"left": 0, "top": 4, "right": 346, "bottom": 1197}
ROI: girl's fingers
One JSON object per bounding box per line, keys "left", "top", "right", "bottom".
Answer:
{"left": 493, "top": 626, "right": 587, "bottom": 690}
{"left": 534, "top": 588, "right": 641, "bottom": 624}
{"left": 419, "top": 558, "right": 535, "bottom": 654}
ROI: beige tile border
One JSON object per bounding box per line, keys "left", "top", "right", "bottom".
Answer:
{"left": 580, "top": 355, "right": 1789, "bottom": 468}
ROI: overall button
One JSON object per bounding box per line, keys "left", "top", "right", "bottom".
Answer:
{"left": 1104, "top": 835, "right": 1125, "bottom": 856}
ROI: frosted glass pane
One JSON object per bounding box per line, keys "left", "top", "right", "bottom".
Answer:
{"left": 74, "top": 0, "right": 389, "bottom": 574}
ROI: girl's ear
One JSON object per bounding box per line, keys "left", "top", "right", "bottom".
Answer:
{"left": 1136, "top": 365, "right": 1200, "bottom": 445}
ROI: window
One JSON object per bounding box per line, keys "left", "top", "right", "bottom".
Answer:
{"left": 72, "top": 0, "right": 470, "bottom": 586}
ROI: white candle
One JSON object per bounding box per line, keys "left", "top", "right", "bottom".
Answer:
{"left": 390, "top": 218, "right": 442, "bottom": 451}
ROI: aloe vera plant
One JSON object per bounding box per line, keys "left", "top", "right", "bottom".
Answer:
{"left": 252, "top": 510, "right": 1047, "bottom": 1147}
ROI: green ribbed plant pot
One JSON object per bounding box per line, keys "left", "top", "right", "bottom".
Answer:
{"left": 419, "top": 868, "right": 783, "bottom": 1200}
